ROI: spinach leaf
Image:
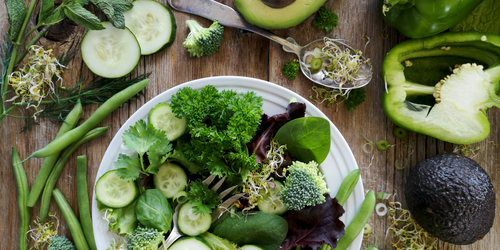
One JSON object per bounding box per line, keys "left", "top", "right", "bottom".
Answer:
{"left": 213, "top": 211, "right": 288, "bottom": 250}
{"left": 135, "top": 189, "right": 173, "bottom": 233}
{"left": 4, "top": 0, "right": 27, "bottom": 41}
{"left": 274, "top": 117, "right": 331, "bottom": 164}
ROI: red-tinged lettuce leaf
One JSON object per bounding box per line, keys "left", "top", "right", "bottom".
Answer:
{"left": 247, "top": 102, "right": 306, "bottom": 163}
{"left": 280, "top": 194, "right": 345, "bottom": 250}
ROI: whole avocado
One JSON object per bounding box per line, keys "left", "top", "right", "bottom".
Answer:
{"left": 404, "top": 153, "right": 495, "bottom": 245}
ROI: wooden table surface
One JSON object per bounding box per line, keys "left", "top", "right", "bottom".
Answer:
{"left": 1, "top": 0, "right": 499, "bottom": 249}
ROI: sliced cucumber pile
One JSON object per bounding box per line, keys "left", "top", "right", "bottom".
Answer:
{"left": 153, "top": 162, "right": 188, "bottom": 198}
{"left": 169, "top": 237, "right": 211, "bottom": 250}
{"left": 81, "top": 22, "right": 141, "bottom": 78}
{"left": 124, "top": 0, "right": 176, "bottom": 55}
{"left": 95, "top": 170, "right": 138, "bottom": 208}
{"left": 178, "top": 203, "right": 212, "bottom": 236}
{"left": 148, "top": 103, "right": 187, "bottom": 141}
{"left": 257, "top": 180, "right": 288, "bottom": 215}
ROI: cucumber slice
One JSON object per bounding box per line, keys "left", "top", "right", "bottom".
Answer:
{"left": 178, "top": 203, "right": 212, "bottom": 236}
{"left": 169, "top": 237, "right": 211, "bottom": 250}
{"left": 95, "top": 170, "right": 138, "bottom": 208}
{"left": 148, "top": 103, "right": 187, "bottom": 141}
{"left": 153, "top": 162, "right": 188, "bottom": 198}
{"left": 257, "top": 180, "right": 288, "bottom": 215}
{"left": 81, "top": 22, "right": 141, "bottom": 78}
{"left": 241, "top": 245, "right": 264, "bottom": 250}
{"left": 124, "top": 0, "right": 176, "bottom": 55}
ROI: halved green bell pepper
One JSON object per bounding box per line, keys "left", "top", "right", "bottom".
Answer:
{"left": 381, "top": 0, "right": 484, "bottom": 38}
{"left": 382, "top": 32, "right": 500, "bottom": 144}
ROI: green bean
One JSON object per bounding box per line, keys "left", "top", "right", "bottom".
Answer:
{"left": 27, "top": 100, "right": 82, "bottom": 207}
{"left": 52, "top": 188, "right": 90, "bottom": 250}
{"left": 76, "top": 155, "right": 97, "bottom": 250}
{"left": 29, "top": 78, "right": 149, "bottom": 159}
{"left": 39, "top": 127, "right": 109, "bottom": 221}
{"left": 12, "top": 147, "right": 31, "bottom": 250}
{"left": 334, "top": 169, "right": 361, "bottom": 206}
{"left": 334, "top": 190, "right": 376, "bottom": 250}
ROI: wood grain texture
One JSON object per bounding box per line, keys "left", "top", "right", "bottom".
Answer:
{"left": 1, "top": 0, "right": 499, "bottom": 249}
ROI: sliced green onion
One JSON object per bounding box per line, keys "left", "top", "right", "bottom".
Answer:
{"left": 393, "top": 127, "right": 407, "bottom": 139}
{"left": 310, "top": 58, "right": 323, "bottom": 73}
{"left": 376, "top": 192, "right": 391, "bottom": 200}
{"left": 376, "top": 140, "right": 390, "bottom": 151}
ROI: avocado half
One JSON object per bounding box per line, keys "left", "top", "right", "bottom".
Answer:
{"left": 233, "top": 0, "right": 327, "bottom": 29}
{"left": 404, "top": 153, "right": 495, "bottom": 245}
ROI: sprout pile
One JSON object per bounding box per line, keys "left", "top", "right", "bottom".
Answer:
{"left": 8, "top": 45, "right": 64, "bottom": 116}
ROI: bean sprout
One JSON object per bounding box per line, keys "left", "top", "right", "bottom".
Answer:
{"left": 27, "top": 214, "right": 60, "bottom": 249}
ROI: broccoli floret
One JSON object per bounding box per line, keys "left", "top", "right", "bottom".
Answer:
{"left": 312, "top": 6, "right": 338, "bottom": 33}
{"left": 182, "top": 19, "right": 224, "bottom": 58}
{"left": 279, "top": 161, "right": 330, "bottom": 211}
{"left": 127, "top": 225, "right": 164, "bottom": 250}
{"left": 282, "top": 59, "right": 300, "bottom": 80}
{"left": 47, "top": 235, "right": 76, "bottom": 250}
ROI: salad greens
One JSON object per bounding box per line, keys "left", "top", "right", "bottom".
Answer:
{"left": 97, "top": 84, "right": 353, "bottom": 250}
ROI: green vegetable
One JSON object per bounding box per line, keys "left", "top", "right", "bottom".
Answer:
{"left": 27, "top": 99, "right": 82, "bottom": 207}
{"left": 199, "top": 232, "right": 238, "bottom": 250}
{"left": 153, "top": 162, "right": 188, "bottom": 198}
{"left": 279, "top": 161, "right": 330, "bottom": 211}
{"left": 169, "top": 237, "right": 212, "bottom": 250}
{"left": 381, "top": 0, "right": 483, "bottom": 38}
{"left": 12, "top": 147, "right": 30, "bottom": 250}
{"left": 274, "top": 116, "right": 331, "bottom": 164}
{"left": 340, "top": 87, "right": 366, "bottom": 111}
{"left": 135, "top": 189, "right": 173, "bottom": 233}
{"left": 39, "top": 127, "right": 109, "bottom": 221}
{"left": 376, "top": 140, "right": 390, "bottom": 151}
{"left": 53, "top": 189, "right": 90, "bottom": 250}
{"left": 451, "top": 0, "right": 500, "bottom": 35}
{"left": 334, "top": 190, "right": 376, "bottom": 250}
{"left": 282, "top": 59, "right": 300, "bottom": 80}
{"left": 29, "top": 78, "right": 149, "bottom": 159}
{"left": 309, "top": 58, "right": 323, "bottom": 73}
{"left": 103, "top": 201, "right": 138, "bottom": 236}
{"left": 47, "top": 235, "right": 76, "bottom": 250}
{"left": 312, "top": 6, "right": 338, "bottom": 33}
{"left": 382, "top": 32, "right": 500, "bottom": 144}
{"left": 95, "top": 169, "right": 139, "bottom": 208}
{"left": 148, "top": 102, "right": 187, "bottom": 141}
{"left": 115, "top": 119, "right": 173, "bottom": 181}
{"left": 178, "top": 202, "right": 212, "bottom": 236}
{"left": 89, "top": 0, "right": 133, "bottom": 29}
{"left": 186, "top": 180, "right": 219, "bottom": 216}
{"left": 170, "top": 85, "right": 262, "bottom": 179}
{"left": 334, "top": 169, "right": 360, "bottom": 206}
{"left": 393, "top": 127, "right": 407, "bottom": 139}
{"left": 76, "top": 155, "right": 96, "bottom": 250}
{"left": 182, "top": 19, "right": 224, "bottom": 57}
{"left": 213, "top": 211, "right": 288, "bottom": 250}
{"left": 126, "top": 225, "right": 164, "bottom": 250}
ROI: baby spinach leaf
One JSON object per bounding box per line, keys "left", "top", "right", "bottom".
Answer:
{"left": 4, "top": 0, "right": 27, "bottom": 41}
{"left": 213, "top": 211, "right": 288, "bottom": 250}
{"left": 274, "top": 116, "right": 331, "bottom": 164}
{"left": 135, "top": 189, "right": 173, "bottom": 233}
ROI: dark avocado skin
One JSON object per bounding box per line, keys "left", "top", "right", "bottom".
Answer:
{"left": 405, "top": 153, "right": 495, "bottom": 245}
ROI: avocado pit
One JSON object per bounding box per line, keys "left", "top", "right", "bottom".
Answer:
{"left": 260, "top": 0, "right": 296, "bottom": 8}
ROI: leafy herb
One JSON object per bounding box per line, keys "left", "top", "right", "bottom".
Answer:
{"left": 282, "top": 59, "right": 300, "bottom": 80}
{"left": 186, "top": 180, "right": 219, "bottom": 215}
{"left": 115, "top": 120, "right": 173, "bottom": 181}
{"left": 312, "top": 6, "right": 339, "bottom": 33}
{"left": 170, "top": 85, "right": 262, "bottom": 180}
{"left": 89, "top": 0, "right": 133, "bottom": 29}
{"left": 340, "top": 87, "right": 366, "bottom": 111}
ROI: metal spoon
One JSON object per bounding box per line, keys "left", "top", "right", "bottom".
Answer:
{"left": 167, "top": 0, "right": 373, "bottom": 89}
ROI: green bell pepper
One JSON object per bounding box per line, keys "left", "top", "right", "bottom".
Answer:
{"left": 382, "top": 32, "right": 500, "bottom": 144}
{"left": 381, "top": 0, "right": 484, "bottom": 38}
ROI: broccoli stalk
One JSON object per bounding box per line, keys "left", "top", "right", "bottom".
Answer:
{"left": 182, "top": 19, "right": 224, "bottom": 58}
{"left": 127, "top": 225, "right": 164, "bottom": 250}
{"left": 279, "top": 161, "right": 330, "bottom": 211}
{"left": 47, "top": 235, "right": 76, "bottom": 250}
{"left": 312, "top": 7, "right": 339, "bottom": 33}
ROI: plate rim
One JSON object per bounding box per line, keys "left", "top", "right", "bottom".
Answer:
{"left": 91, "top": 76, "right": 365, "bottom": 250}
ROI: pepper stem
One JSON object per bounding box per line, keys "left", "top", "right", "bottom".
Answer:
{"left": 382, "top": 0, "right": 411, "bottom": 16}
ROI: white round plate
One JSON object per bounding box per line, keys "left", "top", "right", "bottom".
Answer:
{"left": 92, "top": 76, "right": 365, "bottom": 250}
